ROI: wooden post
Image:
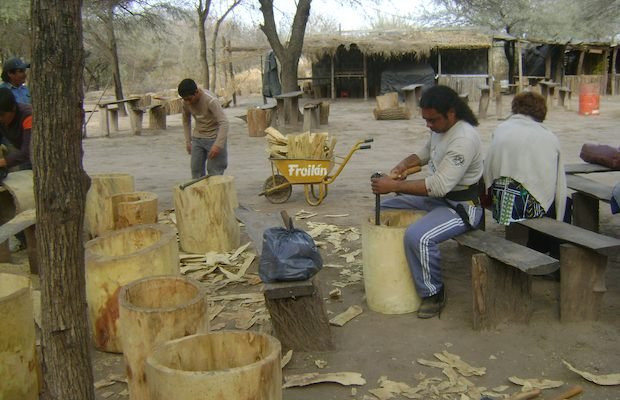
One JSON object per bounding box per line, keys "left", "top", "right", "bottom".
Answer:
{"left": 319, "top": 101, "right": 330, "bottom": 125}
{"left": 173, "top": 175, "right": 240, "bottom": 253}
{"left": 545, "top": 51, "right": 552, "bottom": 80}
{"left": 601, "top": 48, "right": 609, "bottom": 95}
{"left": 577, "top": 49, "right": 586, "bottom": 89}
{"left": 471, "top": 253, "right": 533, "bottom": 330}
{"left": 517, "top": 41, "right": 524, "bottom": 93}
{"left": 560, "top": 244, "right": 606, "bottom": 322}
{"left": 331, "top": 54, "right": 336, "bottom": 100}
{"left": 228, "top": 39, "right": 237, "bottom": 106}
{"left": 493, "top": 79, "right": 502, "bottom": 120}
{"left": 437, "top": 48, "right": 442, "bottom": 77}
{"left": 363, "top": 52, "right": 368, "bottom": 100}
{"left": 264, "top": 278, "right": 333, "bottom": 352}
{"left": 611, "top": 47, "right": 618, "bottom": 96}
{"left": 478, "top": 85, "right": 490, "bottom": 119}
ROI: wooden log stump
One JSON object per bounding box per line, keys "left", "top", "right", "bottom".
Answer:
{"left": 560, "top": 244, "right": 606, "bottom": 322}
{"left": 119, "top": 275, "right": 208, "bottom": 400}
{"left": 85, "top": 224, "right": 179, "bottom": 353}
{"left": 302, "top": 103, "right": 320, "bottom": 132}
{"left": 0, "top": 273, "right": 38, "bottom": 400}
{"left": 111, "top": 191, "right": 158, "bottom": 230}
{"left": 148, "top": 105, "right": 167, "bottom": 129}
{"left": 85, "top": 173, "right": 135, "bottom": 239}
{"left": 263, "top": 277, "right": 333, "bottom": 352}
{"left": 376, "top": 92, "right": 398, "bottom": 110}
{"left": 319, "top": 101, "right": 330, "bottom": 125}
{"left": 247, "top": 106, "right": 274, "bottom": 137}
{"left": 173, "top": 175, "right": 240, "bottom": 253}
{"left": 471, "top": 253, "right": 532, "bottom": 330}
{"left": 145, "top": 332, "right": 282, "bottom": 400}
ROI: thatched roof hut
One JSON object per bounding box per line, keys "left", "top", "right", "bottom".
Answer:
{"left": 302, "top": 28, "right": 492, "bottom": 61}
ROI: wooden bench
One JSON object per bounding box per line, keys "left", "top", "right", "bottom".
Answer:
{"left": 558, "top": 86, "right": 572, "bottom": 110}
{"left": 505, "top": 217, "right": 620, "bottom": 322}
{"left": 454, "top": 229, "right": 558, "bottom": 330}
{"left": 131, "top": 104, "right": 167, "bottom": 132}
{"left": 401, "top": 83, "right": 424, "bottom": 116}
{"left": 566, "top": 174, "right": 613, "bottom": 232}
{"left": 458, "top": 92, "right": 469, "bottom": 104}
{"left": 274, "top": 91, "right": 303, "bottom": 128}
{"left": 99, "top": 98, "right": 167, "bottom": 136}
{"left": 478, "top": 84, "right": 490, "bottom": 119}
{"left": 98, "top": 97, "right": 141, "bottom": 136}
{"left": 538, "top": 81, "right": 560, "bottom": 109}
{"left": 565, "top": 162, "right": 611, "bottom": 174}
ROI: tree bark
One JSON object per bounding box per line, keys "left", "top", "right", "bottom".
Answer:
{"left": 197, "top": 0, "right": 211, "bottom": 89}
{"left": 210, "top": 0, "right": 242, "bottom": 91}
{"left": 31, "top": 0, "right": 95, "bottom": 399}
{"left": 259, "top": 0, "right": 311, "bottom": 92}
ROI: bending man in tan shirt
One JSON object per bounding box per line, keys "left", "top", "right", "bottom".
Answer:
{"left": 178, "top": 78, "right": 229, "bottom": 179}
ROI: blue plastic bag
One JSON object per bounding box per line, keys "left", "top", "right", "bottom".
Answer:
{"left": 259, "top": 226, "right": 323, "bottom": 283}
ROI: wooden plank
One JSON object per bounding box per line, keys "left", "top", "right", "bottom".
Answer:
{"left": 564, "top": 163, "right": 611, "bottom": 174}
{"left": 516, "top": 217, "right": 620, "bottom": 256}
{"left": 454, "top": 230, "right": 558, "bottom": 275}
{"left": 263, "top": 279, "right": 315, "bottom": 300}
{"left": 566, "top": 174, "right": 612, "bottom": 201}
{"left": 274, "top": 91, "right": 303, "bottom": 99}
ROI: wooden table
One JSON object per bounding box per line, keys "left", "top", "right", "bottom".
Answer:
{"left": 539, "top": 81, "right": 560, "bottom": 109}
{"left": 566, "top": 173, "right": 614, "bottom": 232}
{"left": 98, "top": 97, "right": 142, "bottom": 136}
{"left": 274, "top": 91, "right": 303, "bottom": 128}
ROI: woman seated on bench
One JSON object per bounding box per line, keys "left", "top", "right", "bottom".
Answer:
{"left": 484, "top": 91, "right": 568, "bottom": 225}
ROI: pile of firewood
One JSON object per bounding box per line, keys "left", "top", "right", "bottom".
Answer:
{"left": 266, "top": 127, "right": 336, "bottom": 160}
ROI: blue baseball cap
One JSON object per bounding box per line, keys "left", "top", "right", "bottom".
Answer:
{"left": 3, "top": 58, "right": 30, "bottom": 72}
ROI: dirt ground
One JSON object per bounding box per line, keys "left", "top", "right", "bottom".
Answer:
{"left": 7, "top": 92, "right": 619, "bottom": 399}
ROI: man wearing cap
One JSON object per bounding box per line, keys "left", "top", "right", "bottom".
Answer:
{"left": 0, "top": 87, "right": 32, "bottom": 171}
{"left": 178, "top": 78, "right": 228, "bottom": 179}
{"left": 1, "top": 58, "right": 31, "bottom": 105}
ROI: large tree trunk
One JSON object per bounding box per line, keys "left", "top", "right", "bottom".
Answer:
{"left": 259, "top": 0, "right": 311, "bottom": 93}
{"left": 198, "top": 0, "right": 211, "bottom": 89}
{"left": 31, "top": 0, "right": 95, "bottom": 399}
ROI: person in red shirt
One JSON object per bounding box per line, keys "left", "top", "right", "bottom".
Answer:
{"left": 0, "top": 87, "right": 32, "bottom": 171}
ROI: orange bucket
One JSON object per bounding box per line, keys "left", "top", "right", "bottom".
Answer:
{"left": 579, "top": 83, "right": 600, "bottom": 116}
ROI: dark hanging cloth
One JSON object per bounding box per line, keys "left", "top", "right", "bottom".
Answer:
{"left": 262, "top": 50, "right": 281, "bottom": 98}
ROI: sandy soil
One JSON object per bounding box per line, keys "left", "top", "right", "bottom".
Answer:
{"left": 12, "top": 92, "right": 620, "bottom": 399}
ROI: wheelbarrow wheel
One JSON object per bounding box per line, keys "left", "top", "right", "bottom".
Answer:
{"left": 308, "top": 183, "right": 328, "bottom": 200}
{"left": 263, "top": 175, "right": 292, "bottom": 204}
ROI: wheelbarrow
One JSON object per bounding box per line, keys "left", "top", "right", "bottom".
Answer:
{"left": 259, "top": 138, "right": 373, "bottom": 206}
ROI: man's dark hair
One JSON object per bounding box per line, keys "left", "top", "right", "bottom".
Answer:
{"left": 511, "top": 91, "right": 547, "bottom": 122}
{"left": 419, "top": 85, "right": 479, "bottom": 127}
{"left": 1, "top": 71, "right": 8, "bottom": 83}
{"left": 178, "top": 79, "right": 198, "bottom": 97}
{"left": 0, "top": 87, "right": 17, "bottom": 113}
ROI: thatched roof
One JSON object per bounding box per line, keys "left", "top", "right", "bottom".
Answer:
{"left": 302, "top": 28, "right": 492, "bottom": 61}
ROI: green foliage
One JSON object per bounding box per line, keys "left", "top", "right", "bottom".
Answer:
{"left": 0, "top": 0, "right": 30, "bottom": 60}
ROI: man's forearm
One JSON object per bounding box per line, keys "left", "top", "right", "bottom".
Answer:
{"left": 394, "top": 178, "right": 428, "bottom": 196}
{"left": 396, "top": 154, "right": 422, "bottom": 170}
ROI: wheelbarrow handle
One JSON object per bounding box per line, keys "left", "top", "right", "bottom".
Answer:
{"left": 364, "top": 138, "right": 374, "bottom": 143}
{"left": 359, "top": 144, "right": 371, "bottom": 150}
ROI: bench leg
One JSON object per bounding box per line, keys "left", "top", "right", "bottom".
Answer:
{"left": 0, "top": 240, "right": 10, "bottom": 263}
{"left": 560, "top": 244, "right": 606, "bottom": 322}
{"left": 263, "top": 278, "right": 333, "bottom": 351}
{"left": 319, "top": 102, "right": 329, "bottom": 125}
{"left": 472, "top": 253, "right": 532, "bottom": 330}
{"left": 148, "top": 107, "right": 167, "bottom": 130}
{"left": 572, "top": 192, "right": 599, "bottom": 232}
{"left": 128, "top": 109, "right": 144, "bottom": 135}
{"left": 302, "top": 109, "right": 312, "bottom": 131}
{"left": 108, "top": 109, "right": 119, "bottom": 132}
{"left": 24, "top": 225, "right": 38, "bottom": 275}
{"left": 404, "top": 92, "right": 418, "bottom": 116}
{"left": 478, "top": 89, "right": 490, "bottom": 119}
{"left": 99, "top": 107, "right": 110, "bottom": 136}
